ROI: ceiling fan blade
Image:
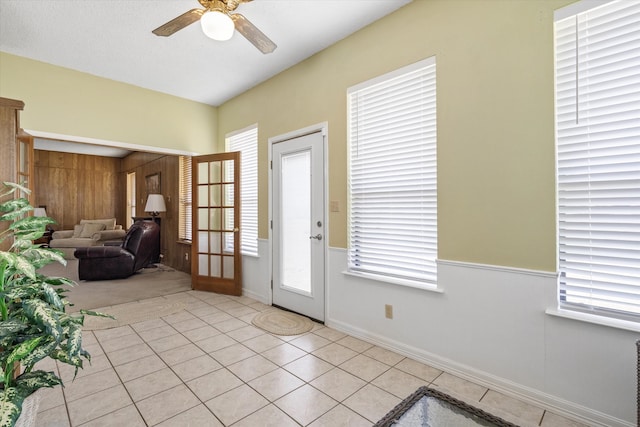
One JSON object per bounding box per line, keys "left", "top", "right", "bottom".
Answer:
{"left": 153, "top": 8, "right": 205, "bottom": 37}
{"left": 231, "top": 13, "right": 277, "bottom": 54}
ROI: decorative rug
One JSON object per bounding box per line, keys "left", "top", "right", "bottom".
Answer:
{"left": 82, "top": 299, "right": 187, "bottom": 330}
{"left": 374, "top": 386, "right": 517, "bottom": 427}
{"left": 251, "top": 309, "right": 314, "bottom": 335}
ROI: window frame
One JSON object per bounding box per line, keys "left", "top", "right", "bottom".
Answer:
{"left": 347, "top": 57, "right": 438, "bottom": 290}
{"left": 178, "top": 155, "right": 192, "bottom": 242}
{"left": 554, "top": 0, "right": 640, "bottom": 321}
{"left": 226, "top": 125, "right": 259, "bottom": 257}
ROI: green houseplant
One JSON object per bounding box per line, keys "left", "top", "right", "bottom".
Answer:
{"left": 0, "top": 182, "right": 104, "bottom": 427}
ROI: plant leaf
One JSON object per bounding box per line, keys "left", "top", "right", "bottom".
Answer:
{"left": 0, "top": 320, "right": 26, "bottom": 338}
{"left": 19, "top": 339, "right": 57, "bottom": 372}
{"left": 16, "top": 370, "right": 61, "bottom": 393}
{"left": 21, "top": 300, "right": 62, "bottom": 341}
{"left": 0, "top": 252, "right": 16, "bottom": 269}
{"left": 42, "top": 275, "right": 75, "bottom": 288}
{"left": 0, "top": 387, "right": 21, "bottom": 427}
{"left": 48, "top": 349, "right": 84, "bottom": 379}
{"left": 0, "top": 198, "right": 30, "bottom": 218}
{"left": 7, "top": 256, "right": 36, "bottom": 282}
{"left": 21, "top": 248, "right": 65, "bottom": 270}
{"left": 41, "top": 283, "right": 64, "bottom": 311}
{"left": 80, "top": 309, "right": 115, "bottom": 319}
{"left": 66, "top": 322, "right": 83, "bottom": 359}
{"left": 0, "top": 182, "right": 30, "bottom": 198}
{"left": 4, "top": 337, "right": 43, "bottom": 386}
{"left": 0, "top": 372, "right": 59, "bottom": 427}
{"left": 6, "top": 337, "right": 43, "bottom": 368}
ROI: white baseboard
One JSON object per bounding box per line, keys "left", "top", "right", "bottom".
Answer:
{"left": 326, "top": 249, "right": 635, "bottom": 427}
{"left": 326, "top": 317, "right": 630, "bottom": 427}
{"left": 242, "top": 288, "right": 269, "bottom": 305}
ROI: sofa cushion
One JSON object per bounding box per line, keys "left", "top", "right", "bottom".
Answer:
{"left": 50, "top": 238, "right": 98, "bottom": 248}
{"left": 80, "top": 218, "right": 117, "bottom": 230}
{"left": 79, "top": 222, "right": 107, "bottom": 238}
{"left": 72, "top": 224, "right": 84, "bottom": 238}
{"left": 51, "top": 229, "right": 74, "bottom": 240}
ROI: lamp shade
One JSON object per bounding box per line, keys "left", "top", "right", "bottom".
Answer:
{"left": 33, "top": 207, "right": 47, "bottom": 217}
{"left": 201, "top": 10, "right": 234, "bottom": 41}
{"left": 145, "top": 194, "right": 166, "bottom": 215}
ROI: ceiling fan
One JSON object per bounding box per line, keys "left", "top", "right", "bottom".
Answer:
{"left": 152, "top": 0, "right": 277, "bottom": 54}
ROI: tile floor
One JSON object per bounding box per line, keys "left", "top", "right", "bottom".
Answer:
{"left": 33, "top": 290, "right": 588, "bottom": 427}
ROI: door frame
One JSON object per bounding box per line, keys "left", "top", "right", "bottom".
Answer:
{"left": 268, "top": 122, "right": 328, "bottom": 319}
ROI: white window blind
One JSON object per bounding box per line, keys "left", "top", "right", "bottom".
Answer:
{"left": 178, "top": 155, "right": 192, "bottom": 241}
{"left": 555, "top": 0, "right": 640, "bottom": 319}
{"left": 348, "top": 58, "right": 437, "bottom": 287}
{"left": 226, "top": 126, "right": 258, "bottom": 256}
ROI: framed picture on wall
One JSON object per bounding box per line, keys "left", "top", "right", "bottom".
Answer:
{"left": 146, "top": 172, "right": 161, "bottom": 194}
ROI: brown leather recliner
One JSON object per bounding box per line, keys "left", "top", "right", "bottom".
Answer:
{"left": 74, "top": 221, "right": 160, "bottom": 281}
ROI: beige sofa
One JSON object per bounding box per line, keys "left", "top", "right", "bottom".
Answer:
{"left": 50, "top": 218, "right": 126, "bottom": 259}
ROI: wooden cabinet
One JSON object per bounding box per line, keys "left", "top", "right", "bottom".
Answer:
{"left": 0, "top": 97, "right": 33, "bottom": 251}
{"left": 1, "top": 97, "right": 24, "bottom": 185}
{"left": 17, "top": 130, "right": 34, "bottom": 200}
{"left": 0, "top": 97, "right": 33, "bottom": 194}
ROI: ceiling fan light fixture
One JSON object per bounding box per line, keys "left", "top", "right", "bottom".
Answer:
{"left": 201, "top": 10, "right": 234, "bottom": 41}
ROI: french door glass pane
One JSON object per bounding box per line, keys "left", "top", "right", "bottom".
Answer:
{"left": 210, "top": 162, "right": 221, "bottom": 183}
{"left": 223, "top": 160, "right": 234, "bottom": 180}
{"left": 198, "top": 208, "right": 208, "bottom": 229}
{"left": 198, "top": 254, "right": 208, "bottom": 275}
{"left": 210, "top": 185, "right": 221, "bottom": 205}
{"left": 210, "top": 255, "right": 221, "bottom": 276}
{"left": 198, "top": 162, "right": 208, "bottom": 184}
{"left": 209, "top": 232, "right": 221, "bottom": 253}
{"left": 198, "top": 186, "right": 208, "bottom": 207}
{"left": 197, "top": 231, "right": 208, "bottom": 252}
{"left": 223, "top": 256, "right": 234, "bottom": 279}
{"left": 210, "top": 209, "right": 221, "bottom": 230}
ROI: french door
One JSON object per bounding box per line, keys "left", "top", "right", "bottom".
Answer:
{"left": 192, "top": 152, "right": 242, "bottom": 295}
{"left": 272, "top": 130, "right": 325, "bottom": 321}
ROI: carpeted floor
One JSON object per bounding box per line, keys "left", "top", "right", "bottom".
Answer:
{"left": 38, "top": 259, "right": 192, "bottom": 312}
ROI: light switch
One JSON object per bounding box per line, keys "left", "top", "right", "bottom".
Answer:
{"left": 330, "top": 201, "right": 339, "bottom": 212}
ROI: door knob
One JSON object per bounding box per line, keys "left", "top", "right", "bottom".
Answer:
{"left": 309, "top": 234, "right": 323, "bottom": 240}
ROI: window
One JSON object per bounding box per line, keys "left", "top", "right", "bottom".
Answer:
{"left": 17, "top": 133, "right": 33, "bottom": 204}
{"left": 555, "top": 0, "right": 640, "bottom": 320}
{"left": 226, "top": 126, "right": 258, "bottom": 256}
{"left": 126, "top": 172, "right": 136, "bottom": 229}
{"left": 348, "top": 58, "right": 437, "bottom": 288}
{"left": 178, "top": 156, "right": 192, "bottom": 241}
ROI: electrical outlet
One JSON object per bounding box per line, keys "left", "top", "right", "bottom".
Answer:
{"left": 385, "top": 304, "right": 393, "bottom": 319}
{"left": 184, "top": 252, "right": 189, "bottom": 261}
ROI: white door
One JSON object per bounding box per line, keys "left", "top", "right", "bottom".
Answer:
{"left": 272, "top": 130, "right": 325, "bottom": 321}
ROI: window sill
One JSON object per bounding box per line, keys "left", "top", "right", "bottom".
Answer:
{"left": 546, "top": 308, "right": 640, "bottom": 333}
{"left": 342, "top": 270, "right": 443, "bottom": 294}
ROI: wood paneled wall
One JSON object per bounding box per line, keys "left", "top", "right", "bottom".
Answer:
{"left": 34, "top": 150, "right": 122, "bottom": 231}
{"left": 120, "top": 152, "right": 184, "bottom": 272}
{"left": 0, "top": 97, "right": 24, "bottom": 251}
{"left": 34, "top": 150, "right": 189, "bottom": 273}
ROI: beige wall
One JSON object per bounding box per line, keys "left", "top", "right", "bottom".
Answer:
{"left": 1, "top": 0, "right": 574, "bottom": 272}
{"left": 218, "top": 0, "right": 573, "bottom": 272}
{"left": 0, "top": 52, "right": 217, "bottom": 154}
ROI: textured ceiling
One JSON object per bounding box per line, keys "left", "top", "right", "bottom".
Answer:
{"left": 0, "top": 0, "right": 412, "bottom": 106}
